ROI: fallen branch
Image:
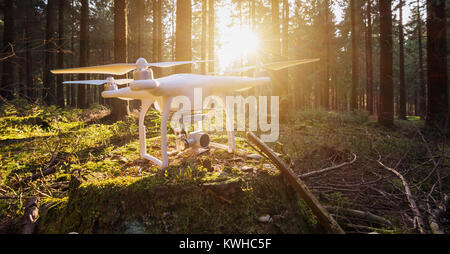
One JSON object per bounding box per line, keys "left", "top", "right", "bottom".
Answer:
{"left": 325, "top": 206, "right": 392, "bottom": 226}
{"left": 377, "top": 159, "right": 426, "bottom": 234}
{"left": 22, "top": 162, "right": 61, "bottom": 183}
{"left": 300, "top": 153, "right": 357, "bottom": 178}
{"left": 247, "top": 132, "right": 345, "bottom": 234}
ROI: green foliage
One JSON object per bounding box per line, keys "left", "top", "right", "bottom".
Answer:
{"left": 1, "top": 103, "right": 320, "bottom": 234}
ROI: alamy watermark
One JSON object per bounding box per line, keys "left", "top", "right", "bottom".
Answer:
{"left": 170, "top": 88, "right": 279, "bottom": 142}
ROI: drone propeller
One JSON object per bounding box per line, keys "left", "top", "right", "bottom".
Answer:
{"left": 232, "top": 58, "right": 320, "bottom": 74}
{"left": 51, "top": 58, "right": 212, "bottom": 75}
{"left": 63, "top": 78, "right": 133, "bottom": 86}
{"left": 262, "top": 59, "right": 320, "bottom": 71}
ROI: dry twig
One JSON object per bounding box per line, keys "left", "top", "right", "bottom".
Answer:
{"left": 300, "top": 153, "right": 357, "bottom": 178}
{"left": 377, "top": 159, "right": 426, "bottom": 234}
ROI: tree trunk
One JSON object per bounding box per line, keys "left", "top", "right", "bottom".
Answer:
{"left": 425, "top": 0, "right": 448, "bottom": 129}
{"left": 112, "top": 0, "right": 130, "bottom": 121}
{"left": 208, "top": 0, "right": 215, "bottom": 73}
{"left": 153, "top": 0, "right": 163, "bottom": 77}
{"left": 271, "top": 0, "right": 287, "bottom": 119}
{"left": 43, "top": 0, "right": 57, "bottom": 105}
{"left": 78, "top": 0, "right": 89, "bottom": 109}
{"left": 1, "top": 0, "right": 15, "bottom": 100}
{"left": 70, "top": 0, "right": 76, "bottom": 107}
{"left": 57, "top": 0, "right": 66, "bottom": 108}
{"left": 378, "top": 0, "right": 394, "bottom": 126}
{"left": 281, "top": 0, "right": 290, "bottom": 108}
{"left": 365, "top": 0, "right": 373, "bottom": 115}
{"left": 322, "top": 0, "right": 330, "bottom": 110}
{"left": 398, "top": 0, "right": 406, "bottom": 120}
{"left": 137, "top": 0, "right": 144, "bottom": 58}
{"left": 350, "top": 0, "right": 358, "bottom": 111}
{"left": 271, "top": 0, "right": 281, "bottom": 60}
{"left": 201, "top": 0, "right": 207, "bottom": 74}
{"left": 175, "top": 0, "right": 192, "bottom": 74}
{"left": 25, "top": 2, "right": 34, "bottom": 101}
{"left": 17, "top": 2, "right": 27, "bottom": 99}
{"left": 417, "top": 0, "right": 426, "bottom": 119}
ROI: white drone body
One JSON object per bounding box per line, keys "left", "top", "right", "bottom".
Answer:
{"left": 53, "top": 57, "right": 318, "bottom": 168}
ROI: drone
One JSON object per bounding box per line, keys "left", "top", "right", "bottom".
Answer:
{"left": 52, "top": 57, "right": 318, "bottom": 168}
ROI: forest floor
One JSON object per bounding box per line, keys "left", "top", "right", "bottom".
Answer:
{"left": 0, "top": 99, "right": 449, "bottom": 234}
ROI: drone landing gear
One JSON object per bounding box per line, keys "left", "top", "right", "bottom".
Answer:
{"left": 225, "top": 104, "right": 236, "bottom": 153}
{"left": 138, "top": 97, "right": 172, "bottom": 169}
{"left": 138, "top": 96, "right": 237, "bottom": 169}
{"left": 139, "top": 100, "right": 163, "bottom": 168}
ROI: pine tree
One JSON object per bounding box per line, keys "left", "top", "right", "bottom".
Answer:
{"left": 57, "top": 0, "right": 66, "bottom": 108}
{"left": 350, "top": 0, "right": 358, "bottom": 111}
{"left": 425, "top": 0, "right": 448, "bottom": 129}
{"left": 398, "top": 0, "right": 407, "bottom": 119}
{"left": 365, "top": 0, "right": 373, "bottom": 114}
{"left": 175, "top": 0, "right": 192, "bottom": 74}
{"left": 378, "top": 0, "right": 394, "bottom": 126}
{"left": 111, "top": 0, "right": 130, "bottom": 121}
{"left": 44, "top": 0, "right": 57, "bottom": 105}
{"left": 78, "top": 0, "right": 89, "bottom": 109}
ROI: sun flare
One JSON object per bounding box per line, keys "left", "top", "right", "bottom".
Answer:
{"left": 217, "top": 28, "right": 260, "bottom": 73}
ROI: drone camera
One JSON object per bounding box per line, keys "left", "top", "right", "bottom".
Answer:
{"left": 182, "top": 131, "right": 210, "bottom": 149}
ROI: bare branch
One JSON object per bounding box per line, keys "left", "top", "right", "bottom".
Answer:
{"left": 377, "top": 159, "right": 426, "bottom": 234}
{"left": 300, "top": 153, "right": 357, "bottom": 178}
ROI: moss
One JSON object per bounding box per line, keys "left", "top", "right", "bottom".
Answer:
{"left": 37, "top": 173, "right": 321, "bottom": 234}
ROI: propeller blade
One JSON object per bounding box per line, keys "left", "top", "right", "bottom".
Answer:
{"left": 262, "top": 59, "right": 320, "bottom": 71}
{"left": 62, "top": 79, "right": 133, "bottom": 86}
{"left": 114, "top": 79, "right": 134, "bottom": 85}
{"left": 147, "top": 60, "right": 212, "bottom": 68}
{"left": 63, "top": 80, "right": 107, "bottom": 85}
{"left": 52, "top": 63, "right": 137, "bottom": 75}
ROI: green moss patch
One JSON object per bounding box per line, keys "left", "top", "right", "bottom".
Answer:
{"left": 37, "top": 172, "right": 320, "bottom": 234}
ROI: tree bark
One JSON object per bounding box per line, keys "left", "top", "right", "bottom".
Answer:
{"left": 153, "top": 0, "right": 163, "bottom": 78}
{"left": 281, "top": 0, "right": 290, "bottom": 108}
{"left": 78, "top": 0, "right": 89, "bottom": 109}
{"left": 112, "top": 0, "right": 130, "bottom": 121}
{"left": 44, "top": 0, "right": 57, "bottom": 105}
{"left": 425, "top": 0, "right": 448, "bottom": 129}
{"left": 57, "top": 0, "right": 66, "bottom": 108}
{"left": 25, "top": 2, "right": 34, "bottom": 100}
{"left": 137, "top": 0, "right": 144, "bottom": 58}
{"left": 1, "top": 0, "right": 15, "bottom": 100}
{"left": 365, "top": 0, "right": 373, "bottom": 115}
{"left": 201, "top": 0, "right": 207, "bottom": 74}
{"left": 350, "top": 0, "right": 358, "bottom": 111}
{"left": 208, "top": 0, "right": 215, "bottom": 73}
{"left": 322, "top": 0, "right": 330, "bottom": 110}
{"left": 70, "top": 0, "right": 77, "bottom": 108}
{"left": 271, "top": 0, "right": 281, "bottom": 60}
{"left": 175, "top": 0, "right": 192, "bottom": 74}
{"left": 417, "top": 0, "right": 426, "bottom": 118}
{"left": 398, "top": 0, "right": 407, "bottom": 120}
{"left": 378, "top": 0, "right": 394, "bottom": 126}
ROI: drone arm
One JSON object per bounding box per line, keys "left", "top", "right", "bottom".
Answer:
{"left": 139, "top": 100, "right": 163, "bottom": 168}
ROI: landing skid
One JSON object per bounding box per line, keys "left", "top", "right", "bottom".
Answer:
{"left": 138, "top": 96, "right": 236, "bottom": 169}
